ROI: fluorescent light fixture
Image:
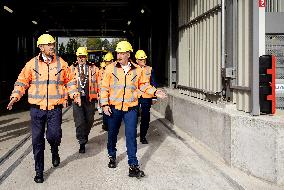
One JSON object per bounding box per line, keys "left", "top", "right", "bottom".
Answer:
{"left": 141, "top": 9, "right": 144, "bottom": 14}
{"left": 127, "top": 20, "right": 131, "bottom": 25}
{"left": 4, "top": 6, "right": 13, "bottom": 13}
{"left": 32, "top": 20, "right": 38, "bottom": 25}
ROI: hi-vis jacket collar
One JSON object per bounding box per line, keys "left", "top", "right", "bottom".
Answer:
{"left": 114, "top": 61, "right": 137, "bottom": 70}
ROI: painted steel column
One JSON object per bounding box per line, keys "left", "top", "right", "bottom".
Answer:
{"left": 221, "top": 0, "right": 225, "bottom": 69}
{"left": 168, "top": 0, "right": 177, "bottom": 88}
{"left": 251, "top": 0, "right": 259, "bottom": 115}
{"left": 251, "top": 0, "right": 266, "bottom": 115}
{"left": 259, "top": 1, "right": 266, "bottom": 56}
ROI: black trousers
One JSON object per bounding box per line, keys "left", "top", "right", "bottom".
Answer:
{"left": 73, "top": 96, "right": 96, "bottom": 145}
{"left": 138, "top": 98, "right": 152, "bottom": 139}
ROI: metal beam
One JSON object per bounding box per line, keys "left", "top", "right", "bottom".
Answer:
{"left": 48, "top": 29, "right": 123, "bottom": 32}
{"left": 37, "top": 1, "right": 129, "bottom": 6}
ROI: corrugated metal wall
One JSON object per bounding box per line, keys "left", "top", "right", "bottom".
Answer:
{"left": 178, "top": 0, "right": 222, "bottom": 100}
{"left": 266, "top": 0, "right": 284, "bottom": 12}
{"left": 177, "top": 0, "right": 253, "bottom": 113}
{"left": 232, "top": 0, "right": 252, "bottom": 112}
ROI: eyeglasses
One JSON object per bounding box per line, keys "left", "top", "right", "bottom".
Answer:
{"left": 78, "top": 56, "right": 87, "bottom": 59}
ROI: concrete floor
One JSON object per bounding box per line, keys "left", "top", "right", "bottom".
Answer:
{"left": 0, "top": 107, "right": 282, "bottom": 190}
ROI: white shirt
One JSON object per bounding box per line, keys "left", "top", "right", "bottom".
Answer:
{"left": 120, "top": 62, "right": 131, "bottom": 74}
{"left": 42, "top": 53, "right": 52, "bottom": 64}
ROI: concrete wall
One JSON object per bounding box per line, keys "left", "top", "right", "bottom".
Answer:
{"left": 153, "top": 88, "right": 284, "bottom": 185}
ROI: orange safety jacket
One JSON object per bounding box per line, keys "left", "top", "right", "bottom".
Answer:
{"left": 69, "top": 61, "right": 100, "bottom": 101}
{"left": 100, "top": 61, "right": 156, "bottom": 111}
{"left": 10, "top": 54, "right": 79, "bottom": 110}
{"left": 138, "top": 66, "right": 155, "bottom": 99}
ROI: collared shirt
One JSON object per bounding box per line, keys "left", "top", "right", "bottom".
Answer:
{"left": 41, "top": 53, "right": 52, "bottom": 64}
{"left": 120, "top": 62, "right": 131, "bottom": 74}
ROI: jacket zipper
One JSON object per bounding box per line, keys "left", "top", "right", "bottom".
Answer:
{"left": 47, "top": 64, "right": 50, "bottom": 110}
{"left": 121, "top": 74, "right": 127, "bottom": 110}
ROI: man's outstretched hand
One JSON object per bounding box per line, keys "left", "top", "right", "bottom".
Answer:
{"left": 7, "top": 97, "right": 17, "bottom": 110}
{"left": 155, "top": 89, "right": 167, "bottom": 99}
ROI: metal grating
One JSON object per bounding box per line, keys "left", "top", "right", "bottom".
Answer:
{"left": 266, "top": 35, "right": 284, "bottom": 109}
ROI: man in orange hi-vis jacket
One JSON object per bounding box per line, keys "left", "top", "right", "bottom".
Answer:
{"left": 135, "top": 50, "right": 158, "bottom": 144}
{"left": 7, "top": 34, "right": 81, "bottom": 183}
{"left": 100, "top": 41, "right": 167, "bottom": 178}
{"left": 69, "top": 47, "right": 100, "bottom": 154}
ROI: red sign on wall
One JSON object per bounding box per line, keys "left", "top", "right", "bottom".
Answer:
{"left": 259, "top": 0, "right": 266, "bottom": 7}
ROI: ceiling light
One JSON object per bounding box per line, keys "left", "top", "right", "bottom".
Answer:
{"left": 4, "top": 6, "right": 13, "bottom": 13}
{"left": 141, "top": 9, "right": 144, "bottom": 14}
{"left": 127, "top": 21, "right": 131, "bottom": 25}
{"left": 32, "top": 21, "right": 38, "bottom": 25}
{"left": 123, "top": 30, "right": 126, "bottom": 33}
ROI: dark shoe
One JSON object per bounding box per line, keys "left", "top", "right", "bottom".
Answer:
{"left": 140, "top": 137, "right": 148, "bottom": 144}
{"left": 108, "top": 156, "right": 116, "bottom": 168}
{"left": 34, "top": 172, "right": 44, "bottom": 183}
{"left": 85, "top": 136, "right": 89, "bottom": 144}
{"left": 52, "top": 153, "right": 60, "bottom": 167}
{"left": 79, "top": 144, "right": 85, "bottom": 154}
{"left": 129, "top": 165, "right": 145, "bottom": 178}
{"left": 102, "top": 124, "right": 108, "bottom": 131}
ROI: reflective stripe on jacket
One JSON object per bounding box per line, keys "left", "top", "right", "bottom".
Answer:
{"left": 69, "top": 62, "right": 99, "bottom": 101}
{"left": 100, "top": 61, "right": 156, "bottom": 111}
{"left": 11, "top": 54, "right": 79, "bottom": 110}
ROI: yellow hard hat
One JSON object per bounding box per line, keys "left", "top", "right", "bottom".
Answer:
{"left": 37, "top": 34, "right": 56, "bottom": 47}
{"left": 104, "top": 52, "right": 114, "bottom": 61}
{"left": 100, "top": 61, "right": 106, "bottom": 68}
{"left": 115, "top": 41, "right": 133, "bottom": 53}
{"left": 76, "top": 47, "right": 88, "bottom": 56}
{"left": 135, "top": 50, "right": 147, "bottom": 59}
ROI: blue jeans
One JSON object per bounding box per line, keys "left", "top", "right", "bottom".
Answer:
{"left": 107, "top": 106, "right": 138, "bottom": 165}
{"left": 138, "top": 98, "right": 152, "bottom": 139}
{"left": 30, "top": 107, "right": 62, "bottom": 173}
